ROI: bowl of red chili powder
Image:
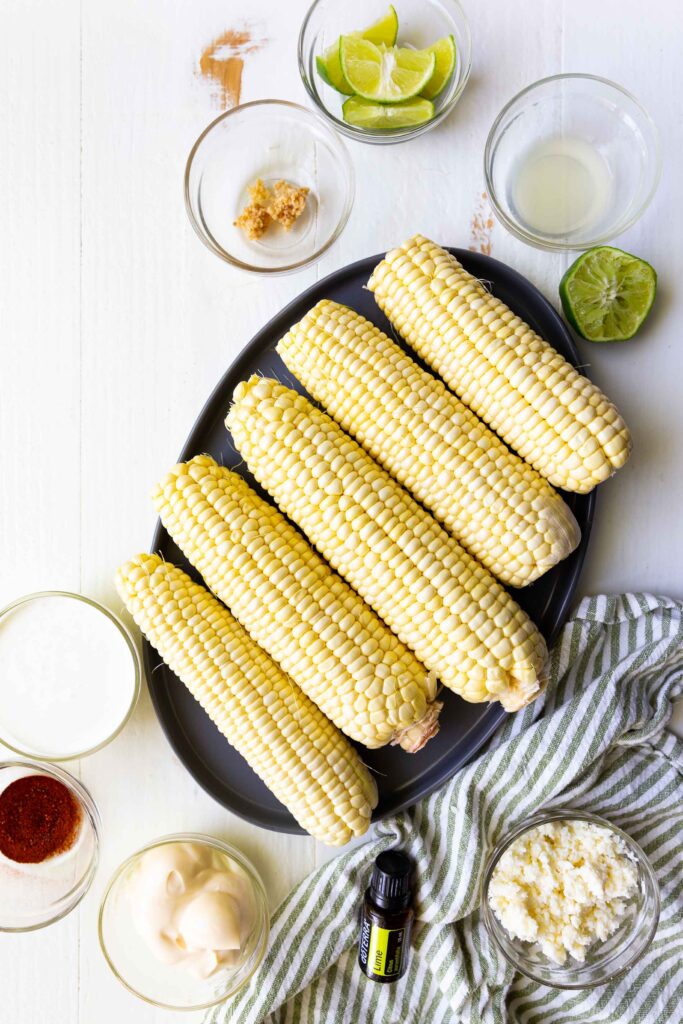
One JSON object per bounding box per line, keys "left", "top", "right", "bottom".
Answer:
{"left": 0, "top": 761, "right": 100, "bottom": 930}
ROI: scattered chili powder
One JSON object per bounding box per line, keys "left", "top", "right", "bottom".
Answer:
{"left": 197, "top": 26, "right": 267, "bottom": 110}
{"left": 0, "top": 775, "right": 82, "bottom": 864}
{"left": 469, "top": 190, "right": 495, "bottom": 255}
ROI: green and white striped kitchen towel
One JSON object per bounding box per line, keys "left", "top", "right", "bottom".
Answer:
{"left": 207, "top": 594, "right": 683, "bottom": 1024}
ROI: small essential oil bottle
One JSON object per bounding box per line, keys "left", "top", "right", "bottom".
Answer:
{"left": 358, "top": 849, "right": 414, "bottom": 983}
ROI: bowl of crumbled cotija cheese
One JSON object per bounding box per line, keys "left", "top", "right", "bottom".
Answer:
{"left": 482, "top": 809, "right": 660, "bottom": 988}
{"left": 185, "top": 101, "right": 354, "bottom": 275}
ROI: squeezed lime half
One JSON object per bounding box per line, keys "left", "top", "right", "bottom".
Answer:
{"left": 340, "top": 38, "right": 435, "bottom": 102}
{"left": 316, "top": 7, "right": 399, "bottom": 94}
{"left": 420, "top": 35, "right": 456, "bottom": 100}
{"left": 342, "top": 95, "right": 434, "bottom": 129}
{"left": 560, "top": 246, "right": 657, "bottom": 342}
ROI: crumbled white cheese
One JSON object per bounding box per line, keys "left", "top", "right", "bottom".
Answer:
{"left": 488, "top": 819, "right": 639, "bottom": 964}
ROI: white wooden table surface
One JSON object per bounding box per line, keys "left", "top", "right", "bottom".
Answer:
{"left": 1, "top": 0, "right": 681, "bottom": 1020}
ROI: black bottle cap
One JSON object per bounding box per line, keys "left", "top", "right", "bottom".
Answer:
{"left": 368, "top": 849, "right": 413, "bottom": 910}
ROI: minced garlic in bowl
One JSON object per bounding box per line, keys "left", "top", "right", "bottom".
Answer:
{"left": 482, "top": 809, "right": 660, "bottom": 988}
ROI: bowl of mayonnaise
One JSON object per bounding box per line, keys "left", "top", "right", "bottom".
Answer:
{"left": 98, "top": 833, "right": 269, "bottom": 1009}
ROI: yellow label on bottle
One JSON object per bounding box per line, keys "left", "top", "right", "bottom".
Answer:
{"left": 367, "top": 925, "right": 405, "bottom": 977}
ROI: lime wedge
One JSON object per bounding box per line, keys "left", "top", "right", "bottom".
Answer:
{"left": 342, "top": 95, "right": 434, "bottom": 130}
{"left": 316, "top": 52, "right": 351, "bottom": 93}
{"left": 340, "top": 38, "right": 435, "bottom": 102}
{"left": 316, "top": 6, "right": 398, "bottom": 95}
{"left": 560, "top": 247, "right": 657, "bottom": 342}
{"left": 361, "top": 5, "right": 399, "bottom": 46}
{"left": 420, "top": 35, "right": 456, "bottom": 100}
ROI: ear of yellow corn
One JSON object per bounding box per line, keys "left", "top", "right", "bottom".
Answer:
{"left": 152, "top": 455, "right": 441, "bottom": 751}
{"left": 116, "top": 554, "right": 377, "bottom": 846}
{"left": 227, "top": 377, "right": 548, "bottom": 712}
{"left": 367, "top": 235, "right": 631, "bottom": 494}
{"left": 277, "top": 299, "right": 580, "bottom": 588}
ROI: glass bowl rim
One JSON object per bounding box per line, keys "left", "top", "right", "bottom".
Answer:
{"left": 481, "top": 805, "right": 661, "bottom": 989}
{"left": 0, "top": 590, "right": 141, "bottom": 762}
{"left": 297, "top": 0, "right": 473, "bottom": 145}
{"left": 183, "top": 99, "right": 355, "bottom": 275}
{"left": 98, "top": 831, "right": 271, "bottom": 1011}
{"left": 0, "top": 758, "right": 101, "bottom": 932}
{"left": 483, "top": 72, "right": 662, "bottom": 252}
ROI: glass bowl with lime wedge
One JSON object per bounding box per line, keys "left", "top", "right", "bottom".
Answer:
{"left": 299, "top": 0, "right": 472, "bottom": 144}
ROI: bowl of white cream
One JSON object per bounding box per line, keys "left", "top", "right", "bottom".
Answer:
{"left": 0, "top": 591, "right": 140, "bottom": 760}
{"left": 482, "top": 808, "right": 660, "bottom": 988}
{"left": 98, "top": 834, "right": 269, "bottom": 1010}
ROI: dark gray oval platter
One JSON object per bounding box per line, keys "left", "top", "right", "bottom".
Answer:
{"left": 144, "top": 247, "right": 595, "bottom": 836}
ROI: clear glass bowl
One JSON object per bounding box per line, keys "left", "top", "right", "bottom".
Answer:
{"left": 0, "top": 591, "right": 141, "bottom": 761}
{"left": 0, "top": 761, "right": 100, "bottom": 931}
{"left": 482, "top": 808, "right": 660, "bottom": 988}
{"left": 185, "top": 100, "right": 354, "bottom": 274}
{"left": 484, "top": 74, "right": 661, "bottom": 251}
{"left": 99, "top": 833, "right": 270, "bottom": 1010}
{"left": 298, "top": 0, "right": 472, "bottom": 145}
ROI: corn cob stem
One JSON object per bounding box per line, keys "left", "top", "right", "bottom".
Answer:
{"left": 368, "top": 235, "right": 631, "bottom": 493}
{"left": 116, "top": 554, "right": 377, "bottom": 846}
{"left": 152, "top": 455, "right": 440, "bottom": 751}
{"left": 227, "top": 377, "right": 548, "bottom": 712}
{"left": 278, "top": 299, "right": 580, "bottom": 588}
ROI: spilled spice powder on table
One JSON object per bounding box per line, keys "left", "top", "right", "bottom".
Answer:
{"left": 0, "top": 775, "right": 82, "bottom": 863}
{"left": 197, "top": 26, "right": 267, "bottom": 109}
{"left": 469, "top": 190, "right": 495, "bottom": 255}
